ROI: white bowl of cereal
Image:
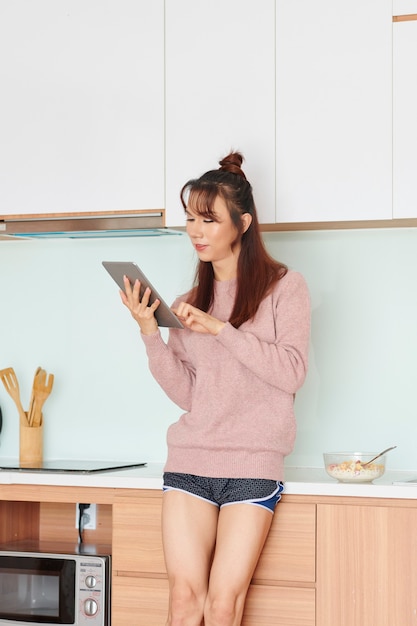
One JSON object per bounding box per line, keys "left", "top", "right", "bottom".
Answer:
{"left": 323, "top": 452, "right": 386, "bottom": 483}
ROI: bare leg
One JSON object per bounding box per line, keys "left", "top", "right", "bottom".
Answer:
{"left": 204, "top": 504, "right": 273, "bottom": 626}
{"left": 162, "top": 490, "right": 219, "bottom": 626}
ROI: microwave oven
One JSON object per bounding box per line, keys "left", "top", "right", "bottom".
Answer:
{"left": 0, "top": 541, "right": 111, "bottom": 626}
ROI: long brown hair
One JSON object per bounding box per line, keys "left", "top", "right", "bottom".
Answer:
{"left": 180, "top": 152, "right": 287, "bottom": 328}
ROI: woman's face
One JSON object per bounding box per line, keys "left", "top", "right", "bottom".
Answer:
{"left": 185, "top": 195, "right": 241, "bottom": 270}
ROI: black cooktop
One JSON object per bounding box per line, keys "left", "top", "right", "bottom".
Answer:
{"left": 0, "top": 460, "right": 147, "bottom": 473}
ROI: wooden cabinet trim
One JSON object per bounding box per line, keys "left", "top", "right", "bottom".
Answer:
{"left": 115, "top": 571, "right": 167, "bottom": 580}
{"left": 1, "top": 486, "right": 416, "bottom": 509}
{"left": 113, "top": 489, "right": 163, "bottom": 503}
{"left": 282, "top": 493, "right": 417, "bottom": 508}
{"left": 393, "top": 13, "right": 417, "bottom": 20}
{"left": 168, "top": 217, "right": 417, "bottom": 232}
{"left": 261, "top": 217, "right": 417, "bottom": 231}
{"left": 0, "top": 484, "right": 117, "bottom": 503}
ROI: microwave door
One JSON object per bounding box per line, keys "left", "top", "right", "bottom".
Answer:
{"left": 0, "top": 571, "right": 58, "bottom": 615}
{"left": 0, "top": 556, "right": 76, "bottom": 623}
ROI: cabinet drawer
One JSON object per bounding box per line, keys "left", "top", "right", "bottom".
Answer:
{"left": 243, "top": 584, "right": 315, "bottom": 626}
{"left": 112, "top": 576, "right": 169, "bottom": 626}
{"left": 112, "top": 500, "right": 165, "bottom": 574}
{"left": 112, "top": 577, "right": 315, "bottom": 626}
{"left": 113, "top": 499, "right": 316, "bottom": 582}
{"left": 253, "top": 502, "right": 316, "bottom": 583}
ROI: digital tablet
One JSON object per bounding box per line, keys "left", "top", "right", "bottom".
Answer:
{"left": 102, "top": 261, "right": 184, "bottom": 329}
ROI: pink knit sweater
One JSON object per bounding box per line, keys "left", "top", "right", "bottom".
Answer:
{"left": 141, "top": 270, "right": 310, "bottom": 481}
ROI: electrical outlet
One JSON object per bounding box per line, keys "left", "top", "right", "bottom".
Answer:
{"left": 75, "top": 503, "right": 97, "bottom": 530}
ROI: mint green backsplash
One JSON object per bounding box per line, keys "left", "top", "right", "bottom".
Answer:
{"left": 0, "top": 228, "right": 416, "bottom": 471}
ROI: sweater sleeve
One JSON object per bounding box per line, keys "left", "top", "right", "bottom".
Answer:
{"left": 140, "top": 326, "right": 195, "bottom": 411}
{"left": 214, "top": 271, "right": 310, "bottom": 394}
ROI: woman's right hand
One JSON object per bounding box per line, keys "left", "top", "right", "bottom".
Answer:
{"left": 120, "top": 275, "right": 159, "bottom": 335}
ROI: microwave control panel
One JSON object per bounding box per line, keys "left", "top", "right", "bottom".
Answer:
{"left": 78, "top": 556, "right": 110, "bottom": 626}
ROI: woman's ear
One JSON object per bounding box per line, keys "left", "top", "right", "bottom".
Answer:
{"left": 241, "top": 212, "right": 252, "bottom": 233}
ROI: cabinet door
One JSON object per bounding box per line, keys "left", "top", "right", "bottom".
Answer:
{"left": 393, "top": 10, "right": 417, "bottom": 217}
{"left": 0, "top": 0, "right": 164, "bottom": 215}
{"left": 276, "top": 0, "right": 392, "bottom": 222}
{"left": 165, "top": 0, "right": 276, "bottom": 227}
{"left": 317, "top": 503, "right": 417, "bottom": 626}
{"left": 112, "top": 499, "right": 165, "bottom": 575}
{"left": 253, "top": 502, "right": 316, "bottom": 583}
{"left": 393, "top": 0, "right": 417, "bottom": 12}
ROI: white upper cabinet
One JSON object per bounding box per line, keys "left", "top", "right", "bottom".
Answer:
{"left": 393, "top": 4, "right": 417, "bottom": 218}
{"left": 3, "top": 1, "right": 414, "bottom": 227}
{"left": 165, "top": 0, "right": 276, "bottom": 228}
{"left": 393, "top": 0, "right": 417, "bottom": 13}
{"left": 0, "top": 0, "right": 164, "bottom": 215}
{"left": 276, "top": 0, "right": 392, "bottom": 223}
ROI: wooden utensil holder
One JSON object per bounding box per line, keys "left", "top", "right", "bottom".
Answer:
{"left": 20, "top": 413, "right": 43, "bottom": 467}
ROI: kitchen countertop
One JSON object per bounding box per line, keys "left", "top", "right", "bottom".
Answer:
{"left": 0, "top": 461, "right": 417, "bottom": 499}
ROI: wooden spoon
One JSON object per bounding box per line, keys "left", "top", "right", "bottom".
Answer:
{"left": 0, "top": 367, "right": 28, "bottom": 426}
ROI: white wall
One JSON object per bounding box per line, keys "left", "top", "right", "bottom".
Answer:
{"left": 0, "top": 228, "right": 416, "bottom": 471}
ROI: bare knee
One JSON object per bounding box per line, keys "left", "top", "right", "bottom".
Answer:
{"left": 168, "top": 582, "right": 206, "bottom": 626}
{"left": 204, "top": 592, "right": 246, "bottom": 626}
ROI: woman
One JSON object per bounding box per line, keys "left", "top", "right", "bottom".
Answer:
{"left": 120, "top": 152, "right": 310, "bottom": 626}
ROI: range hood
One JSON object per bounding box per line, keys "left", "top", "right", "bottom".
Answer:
{"left": 0, "top": 209, "right": 183, "bottom": 239}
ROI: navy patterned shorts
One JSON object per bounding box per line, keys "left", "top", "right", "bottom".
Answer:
{"left": 163, "top": 472, "right": 284, "bottom": 513}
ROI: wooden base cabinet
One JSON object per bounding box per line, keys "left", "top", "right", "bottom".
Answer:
{"left": 111, "top": 495, "right": 316, "bottom": 626}
{"left": 317, "top": 502, "right": 417, "bottom": 626}
{"left": 3, "top": 482, "right": 417, "bottom": 625}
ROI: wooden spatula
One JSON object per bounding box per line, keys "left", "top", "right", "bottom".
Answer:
{"left": 0, "top": 367, "right": 28, "bottom": 426}
{"left": 27, "top": 366, "right": 42, "bottom": 426}
{"left": 30, "top": 369, "right": 54, "bottom": 427}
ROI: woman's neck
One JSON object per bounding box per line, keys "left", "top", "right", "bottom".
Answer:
{"left": 213, "top": 264, "right": 237, "bottom": 282}
{"left": 212, "top": 250, "right": 240, "bottom": 281}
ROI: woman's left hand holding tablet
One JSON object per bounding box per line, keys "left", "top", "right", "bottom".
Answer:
{"left": 120, "top": 276, "right": 159, "bottom": 335}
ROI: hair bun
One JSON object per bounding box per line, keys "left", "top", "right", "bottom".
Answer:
{"left": 219, "top": 152, "right": 247, "bottom": 180}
